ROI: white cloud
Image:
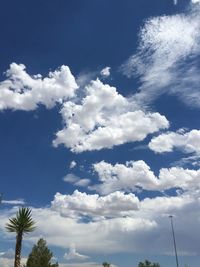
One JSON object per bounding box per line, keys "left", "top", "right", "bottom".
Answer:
{"left": 149, "top": 129, "right": 200, "bottom": 154}
{"left": 63, "top": 174, "right": 90, "bottom": 187}
{"left": 0, "top": 206, "right": 156, "bottom": 254}
{"left": 64, "top": 244, "right": 89, "bottom": 261}
{"left": 69, "top": 161, "right": 77, "bottom": 169}
{"left": 173, "top": 0, "right": 178, "bottom": 5}
{"left": 192, "top": 0, "right": 200, "bottom": 3}
{"left": 0, "top": 258, "right": 13, "bottom": 267}
{"left": 172, "top": 155, "right": 200, "bottom": 167}
{"left": 100, "top": 67, "right": 111, "bottom": 77}
{"left": 31, "top": 209, "right": 157, "bottom": 254}
{"left": 1, "top": 164, "right": 200, "bottom": 256}
{"left": 63, "top": 174, "right": 80, "bottom": 183}
{"left": 0, "top": 249, "right": 14, "bottom": 259}
{"left": 51, "top": 190, "right": 139, "bottom": 220}
{"left": 91, "top": 160, "right": 159, "bottom": 194}
{"left": 0, "top": 256, "right": 26, "bottom": 267}
{"left": 1, "top": 199, "right": 25, "bottom": 205}
{"left": 0, "top": 63, "right": 78, "bottom": 111}
{"left": 74, "top": 179, "right": 90, "bottom": 187}
{"left": 59, "top": 262, "right": 104, "bottom": 267}
{"left": 92, "top": 160, "right": 200, "bottom": 194}
{"left": 158, "top": 166, "right": 200, "bottom": 192}
{"left": 2, "top": 191, "right": 200, "bottom": 256}
{"left": 0, "top": 64, "right": 169, "bottom": 153}
{"left": 60, "top": 263, "right": 118, "bottom": 267}
{"left": 121, "top": 3, "right": 200, "bottom": 108}
{"left": 53, "top": 79, "right": 169, "bottom": 152}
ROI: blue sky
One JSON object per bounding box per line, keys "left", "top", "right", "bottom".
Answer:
{"left": 0, "top": 0, "right": 200, "bottom": 267}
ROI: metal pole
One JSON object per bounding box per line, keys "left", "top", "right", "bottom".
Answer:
{"left": 169, "top": 215, "right": 179, "bottom": 267}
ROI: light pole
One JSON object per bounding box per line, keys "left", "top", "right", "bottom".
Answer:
{"left": 169, "top": 215, "right": 179, "bottom": 267}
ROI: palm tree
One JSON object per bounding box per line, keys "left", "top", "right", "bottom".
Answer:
{"left": 6, "top": 207, "right": 36, "bottom": 267}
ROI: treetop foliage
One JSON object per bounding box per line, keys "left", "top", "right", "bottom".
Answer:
{"left": 26, "top": 238, "right": 58, "bottom": 267}
{"left": 138, "top": 259, "right": 161, "bottom": 267}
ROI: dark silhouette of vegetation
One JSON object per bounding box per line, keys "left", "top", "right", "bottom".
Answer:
{"left": 138, "top": 260, "right": 161, "bottom": 267}
{"left": 6, "top": 207, "right": 36, "bottom": 267}
{"left": 26, "top": 238, "right": 58, "bottom": 267}
{"left": 102, "top": 262, "right": 111, "bottom": 267}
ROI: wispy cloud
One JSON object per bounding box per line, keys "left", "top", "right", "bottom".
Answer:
{"left": 63, "top": 174, "right": 90, "bottom": 187}
{"left": 121, "top": 3, "right": 200, "bottom": 108}
{"left": 1, "top": 199, "right": 25, "bottom": 205}
{"left": 171, "top": 155, "right": 200, "bottom": 167}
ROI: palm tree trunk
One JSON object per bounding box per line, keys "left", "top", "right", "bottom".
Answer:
{"left": 14, "top": 232, "right": 22, "bottom": 267}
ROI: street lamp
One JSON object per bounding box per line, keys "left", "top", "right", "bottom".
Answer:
{"left": 169, "top": 215, "right": 179, "bottom": 267}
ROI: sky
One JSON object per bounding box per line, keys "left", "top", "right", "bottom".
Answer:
{"left": 0, "top": 0, "right": 200, "bottom": 267}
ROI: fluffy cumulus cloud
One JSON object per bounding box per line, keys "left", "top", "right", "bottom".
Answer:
{"left": 121, "top": 3, "right": 200, "bottom": 108}
{"left": 0, "top": 63, "right": 169, "bottom": 153}
{"left": 53, "top": 79, "right": 169, "bottom": 152}
{"left": 92, "top": 160, "right": 159, "bottom": 194}
{"left": 149, "top": 129, "right": 200, "bottom": 154}
{"left": 92, "top": 160, "right": 200, "bottom": 194}
{"left": 0, "top": 63, "right": 78, "bottom": 110}
{"left": 51, "top": 190, "right": 139, "bottom": 219}
{"left": 64, "top": 244, "right": 89, "bottom": 261}
{"left": 158, "top": 167, "right": 200, "bottom": 192}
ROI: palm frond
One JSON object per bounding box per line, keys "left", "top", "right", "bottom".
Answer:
{"left": 6, "top": 207, "right": 36, "bottom": 234}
